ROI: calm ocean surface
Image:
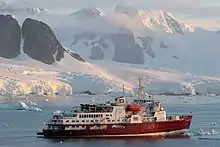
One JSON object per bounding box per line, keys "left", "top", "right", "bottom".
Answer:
{"left": 0, "top": 95, "right": 220, "bottom": 147}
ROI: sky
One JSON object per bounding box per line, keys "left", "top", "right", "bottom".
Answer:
{"left": 2, "top": 0, "right": 220, "bottom": 29}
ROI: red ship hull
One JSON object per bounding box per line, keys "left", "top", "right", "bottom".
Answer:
{"left": 38, "top": 115, "right": 192, "bottom": 138}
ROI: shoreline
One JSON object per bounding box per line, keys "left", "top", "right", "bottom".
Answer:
{"left": 0, "top": 95, "right": 59, "bottom": 103}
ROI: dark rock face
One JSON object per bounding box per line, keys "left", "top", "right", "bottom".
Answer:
{"left": 137, "top": 36, "right": 155, "bottom": 59}
{"left": 0, "top": 14, "right": 21, "bottom": 58}
{"left": 22, "top": 18, "right": 64, "bottom": 64}
{"left": 68, "top": 51, "right": 85, "bottom": 62}
{"left": 69, "top": 29, "right": 146, "bottom": 64}
{"left": 86, "top": 38, "right": 107, "bottom": 60}
{"left": 110, "top": 28, "right": 144, "bottom": 64}
{"left": 90, "top": 46, "right": 104, "bottom": 60}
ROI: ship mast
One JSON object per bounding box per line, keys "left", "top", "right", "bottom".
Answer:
{"left": 138, "top": 78, "right": 143, "bottom": 102}
{"left": 122, "top": 84, "right": 125, "bottom": 97}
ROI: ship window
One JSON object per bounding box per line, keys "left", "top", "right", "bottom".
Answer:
{"left": 72, "top": 120, "right": 75, "bottom": 122}
{"left": 112, "top": 120, "right": 115, "bottom": 122}
{"left": 110, "top": 114, "right": 112, "bottom": 117}
{"left": 72, "top": 114, "right": 77, "bottom": 117}
{"left": 82, "top": 120, "right": 85, "bottom": 123}
{"left": 106, "top": 114, "right": 109, "bottom": 117}
{"left": 76, "top": 120, "right": 79, "bottom": 122}
{"left": 89, "top": 115, "right": 91, "bottom": 118}
{"left": 86, "top": 120, "right": 89, "bottom": 122}
{"left": 96, "top": 114, "right": 98, "bottom": 118}
{"left": 91, "top": 120, "right": 94, "bottom": 122}
{"left": 133, "top": 117, "right": 138, "bottom": 121}
{"left": 119, "top": 99, "right": 124, "bottom": 103}
{"left": 95, "top": 120, "right": 98, "bottom": 122}
{"left": 107, "top": 120, "right": 110, "bottom": 122}
{"left": 66, "top": 120, "right": 69, "bottom": 123}
{"left": 53, "top": 120, "right": 57, "bottom": 122}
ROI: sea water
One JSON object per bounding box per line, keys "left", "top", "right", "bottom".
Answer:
{"left": 0, "top": 95, "right": 220, "bottom": 147}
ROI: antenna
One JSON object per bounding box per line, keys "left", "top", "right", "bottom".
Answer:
{"left": 122, "top": 84, "right": 125, "bottom": 97}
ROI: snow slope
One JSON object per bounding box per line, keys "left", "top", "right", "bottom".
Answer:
{"left": 1, "top": 51, "right": 220, "bottom": 97}
{"left": 91, "top": 61, "right": 220, "bottom": 96}
{"left": 0, "top": 51, "right": 134, "bottom": 96}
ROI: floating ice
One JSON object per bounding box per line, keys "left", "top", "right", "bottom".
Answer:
{"left": 18, "top": 101, "right": 42, "bottom": 111}
{"left": 191, "top": 128, "right": 219, "bottom": 137}
{"left": 210, "top": 122, "right": 217, "bottom": 126}
{"left": 53, "top": 110, "right": 62, "bottom": 115}
{"left": 0, "top": 101, "right": 42, "bottom": 112}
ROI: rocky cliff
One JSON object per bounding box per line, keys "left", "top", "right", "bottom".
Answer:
{"left": 21, "top": 18, "right": 65, "bottom": 64}
{"left": 110, "top": 28, "right": 144, "bottom": 64}
{"left": 0, "top": 14, "right": 21, "bottom": 58}
{"left": 0, "top": 15, "right": 85, "bottom": 64}
{"left": 21, "top": 18, "right": 84, "bottom": 64}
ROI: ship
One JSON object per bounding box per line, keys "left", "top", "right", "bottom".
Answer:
{"left": 37, "top": 78, "right": 192, "bottom": 138}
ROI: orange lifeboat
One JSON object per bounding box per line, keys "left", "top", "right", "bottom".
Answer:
{"left": 126, "top": 105, "right": 142, "bottom": 111}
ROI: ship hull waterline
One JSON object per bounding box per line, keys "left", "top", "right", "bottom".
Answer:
{"left": 37, "top": 116, "right": 192, "bottom": 138}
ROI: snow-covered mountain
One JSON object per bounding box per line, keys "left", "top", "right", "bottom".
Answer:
{"left": 114, "top": 5, "right": 195, "bottom": 34}
{"left": 70, "top": 8, "right": 104, "bottom": 18}
{"left": 51, "top": 5, "right": 220, "bottom": 76}
{"left": 1, "top": 2, "right": 220, "bottom": 97}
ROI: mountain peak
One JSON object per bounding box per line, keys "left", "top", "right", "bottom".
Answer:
{"left": 114, "top": 5, "right": 195, "bottom": 34}
{"left": 71, "top": 8, "right": 104, "bottom": 18}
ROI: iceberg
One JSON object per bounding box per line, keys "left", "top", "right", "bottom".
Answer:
{"left": 0, "top": 101, "right": 42, "bottom": 112}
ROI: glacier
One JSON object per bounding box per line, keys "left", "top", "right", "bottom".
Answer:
{"left": 1, "top": 54, "right": 220, "bottom": 97}
{"left": 1, "top": 2, "right": 220, "bottom": 98}
{"left": 0, "top": 76, "right": 72, "bottom": 96}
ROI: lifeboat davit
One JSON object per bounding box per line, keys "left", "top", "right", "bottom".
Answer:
{"left": 126, "top": 105, "right": 142, "bottom": 111}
